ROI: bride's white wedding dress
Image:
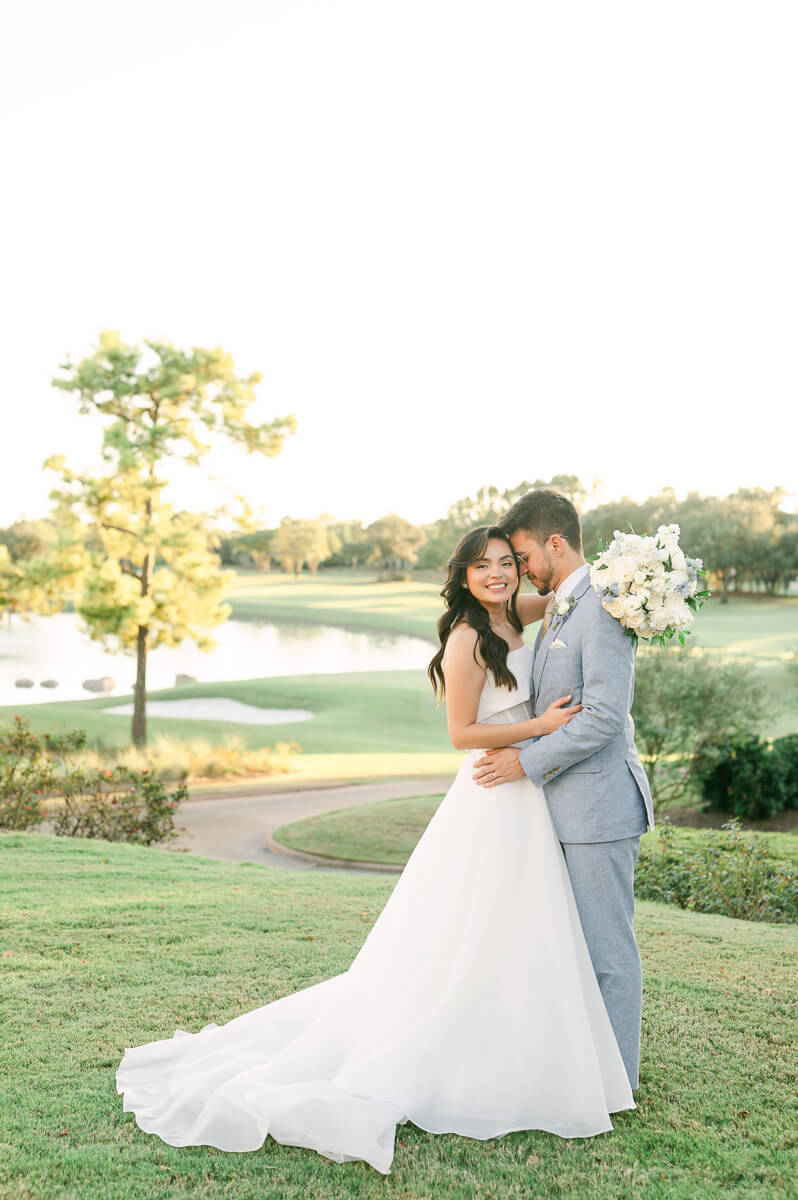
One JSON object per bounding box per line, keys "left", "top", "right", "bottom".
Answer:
{"left": 116, "top": 646, "right": 634, "bottom": 1174}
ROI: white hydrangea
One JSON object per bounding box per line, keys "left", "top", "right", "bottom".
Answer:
{"left": 589, "top": 523, "right": 706, "bottom": 646}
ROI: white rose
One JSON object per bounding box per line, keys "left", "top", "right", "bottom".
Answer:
{"left": 657, "top": 523, "right": 680, "bottom": 547}
{"left": 620, "top": 595, "right": 646, "bottom": 629}
{"left": 624, "top": 608, "right": 646, "bottom": 630}
{"left": 663, "top": 599, "right": 689, "bottom": 627}
{"left": 605, "top": 598, "right": 626, "bottom": 619}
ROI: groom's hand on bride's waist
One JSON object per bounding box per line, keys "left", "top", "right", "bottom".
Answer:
{"left": 473, "top": 748, "right": 525, "bottom": 788}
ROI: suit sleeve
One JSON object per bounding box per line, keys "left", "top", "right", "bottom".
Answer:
{"left": 519, "top": 598, "right": 634, "bottom": 788}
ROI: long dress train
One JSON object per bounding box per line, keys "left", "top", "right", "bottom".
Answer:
{"left": 116, "top": 646, "right": 634, "bottom": 1174}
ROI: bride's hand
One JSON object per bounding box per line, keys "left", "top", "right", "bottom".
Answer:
{"left": 539, "top": 695, "right": 583, "bottom": 734}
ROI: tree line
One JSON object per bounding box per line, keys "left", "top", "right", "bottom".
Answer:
{"left": 215, "top": 478, "right": 798, "bottom": 596}
{"left": 6, "top": 478, "right": 796, "bottom": 599}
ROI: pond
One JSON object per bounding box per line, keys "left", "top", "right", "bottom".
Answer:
{"left": 0, "top": 613, "right": 435, "bottom": 707}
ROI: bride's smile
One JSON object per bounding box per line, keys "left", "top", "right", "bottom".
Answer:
{"left": 464, "top": 539, "right": 520, "bottom": 617}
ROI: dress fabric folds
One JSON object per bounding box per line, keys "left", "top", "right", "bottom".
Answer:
{"left": 116, "top": 646, "right": 634, "bottom": 1174}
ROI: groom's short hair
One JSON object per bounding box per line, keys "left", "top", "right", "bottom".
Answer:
{"left": 499, "top": 490, "right": 583, "bottom": 552}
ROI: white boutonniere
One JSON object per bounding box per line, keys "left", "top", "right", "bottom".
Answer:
{"left": 554, "top": 595, "right": 576, "bottom": 618}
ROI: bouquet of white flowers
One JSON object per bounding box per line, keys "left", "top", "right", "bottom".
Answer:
{"left": 589, "top": 524, "right": 709, "bottom": 647}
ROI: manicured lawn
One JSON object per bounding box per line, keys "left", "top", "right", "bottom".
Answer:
{"left": 0, "top": 671, "right": 453, "bottom": 756}
{"left": 228, "top": 570, "right": 443, "bottom": 642}
{"left": 1, "top": 833, "right": 796, "bottom": 1199}
{"left": 275, "top": 793, "right": 444, "bottom": 864}
{"left": 274, "top": 794, "right": 798, "bottom": 868}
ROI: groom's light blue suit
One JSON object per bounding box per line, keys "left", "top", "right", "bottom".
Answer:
{"left": 518, "top": 570, "right": 654, "bottom": 1088}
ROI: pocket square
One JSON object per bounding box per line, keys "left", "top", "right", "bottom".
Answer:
{"left": 550, "top": 638, "right": 567, "bottom": 650}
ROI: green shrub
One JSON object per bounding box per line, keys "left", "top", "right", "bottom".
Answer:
{"left": 49, "top": 766, "right": 187, "bottom": 845}
{"left": 699, "top": 735, "right": 798, "bottom": 819}
{"left": 0, "top": 716, "right": 186, "bottom": 845}
{"left": 636, "top": 819, "right": 798, "bottom": 923}
{"left": 632, "top": 648, "right": 769, "bottom": 810}
{"left": 774, "top": 732, "right": 798, "bottom": 782}
{"left": 0, "top": 716, "right": 64, "bottom": 829}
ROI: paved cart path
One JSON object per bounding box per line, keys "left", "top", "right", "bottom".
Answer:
{"left": 168, "top": 776, "right": 454, "bottom": 872}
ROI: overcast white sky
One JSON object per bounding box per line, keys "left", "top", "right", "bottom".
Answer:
{"left": 1, "top": 0, "right": 796, "bottom": 530}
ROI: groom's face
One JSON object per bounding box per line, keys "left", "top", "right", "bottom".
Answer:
{"left": 510, "top": 530, "right": 556, "bottom": 595}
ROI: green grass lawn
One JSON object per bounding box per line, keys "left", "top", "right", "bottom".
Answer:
{"left": 2, "top": 833, "right": 796, "bottom": 1200}
{"left": 274, "top": 794, "right": 798, "bottom": 868}
{"left": 0, "top": 670, "right": 453, "bottom": 755}
{"left": 228, "top": 569, "right": 443, "bottom": 641}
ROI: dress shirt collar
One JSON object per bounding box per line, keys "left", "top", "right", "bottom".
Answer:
{"left": 554, "top": 562, "right": 589, "bottom": 601}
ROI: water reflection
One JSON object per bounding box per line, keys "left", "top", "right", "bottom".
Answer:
{"left": 0, "top": 613, "right": 434, "bottom": 706}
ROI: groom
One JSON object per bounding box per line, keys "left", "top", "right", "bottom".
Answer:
{"left": 474, "top": 489, "right": 654, "bottom": 1089}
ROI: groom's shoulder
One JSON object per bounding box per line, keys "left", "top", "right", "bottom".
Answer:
{"left": 574, "top": 580, "right": 603, "bottom": 619}
{"left": 576, "top": 581, "right": 627, "bottom": 639}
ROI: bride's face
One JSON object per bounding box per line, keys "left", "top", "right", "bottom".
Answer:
{"left": 465, "top": 538, "right": 519, "bottom": 608}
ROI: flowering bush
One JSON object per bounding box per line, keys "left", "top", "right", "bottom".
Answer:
{"left": 590, "top": 523, "right": 709, "bottom": 647}
{"left": 636, "top": 819, "right": 798, "bottom": 924}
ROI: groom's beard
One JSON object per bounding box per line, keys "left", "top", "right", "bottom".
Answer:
{"left": 528, "top": 566, "right": 556, "bottom": 595}
{"left": 526, "top": 550, "right": 560, "bottom": 595}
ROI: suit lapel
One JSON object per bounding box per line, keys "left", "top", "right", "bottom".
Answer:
{"left": 533, "top": 624, "right": 557, "bottom": 693}
{"left": 532, "top": 573, "right": 592, "bottom": 692}
{"left": 530, "top": 619, "right": 545, "bottom": 685}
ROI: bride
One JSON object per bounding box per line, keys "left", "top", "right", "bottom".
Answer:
{"left": 116, "top": 525, "right": 634, "bottom": 1175}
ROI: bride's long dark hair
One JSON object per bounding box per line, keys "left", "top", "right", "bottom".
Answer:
{"left": 428, "top": 525, "right": 523, "bottom": 699}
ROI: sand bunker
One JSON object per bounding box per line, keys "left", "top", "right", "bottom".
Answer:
{"left": 104, "top": 698, "right": 314, "bottom": 725}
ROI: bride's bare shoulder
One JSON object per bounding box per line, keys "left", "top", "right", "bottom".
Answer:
{"left": 444, "top": 623, "right": 485, "bottom": 670}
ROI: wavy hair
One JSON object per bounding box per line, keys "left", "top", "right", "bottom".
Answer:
{"left": 427, "top": 525, "right": 523, "bottom": 698}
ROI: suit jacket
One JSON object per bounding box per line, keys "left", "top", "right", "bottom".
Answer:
{"left": 518, "top": 573, "right": 654, "bottom": 843}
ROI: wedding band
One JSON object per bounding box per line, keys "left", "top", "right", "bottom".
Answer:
{"left": 492, "top": 771, "right": 496, "bottom": 780}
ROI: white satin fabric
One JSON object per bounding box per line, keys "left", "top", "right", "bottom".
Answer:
{"left": 116, "top": 646, "right": 634, "bottom": 1174}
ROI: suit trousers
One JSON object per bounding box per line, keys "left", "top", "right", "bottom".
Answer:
{"left": 560, "top": 836, "right": 642, "bottom": 1089}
